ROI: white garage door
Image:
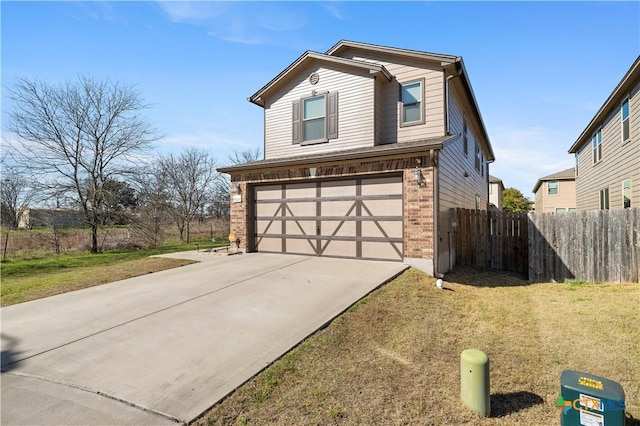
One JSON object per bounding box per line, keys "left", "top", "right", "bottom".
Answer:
{"left": 254, "top": 175, "right": 403, "bottom": 261}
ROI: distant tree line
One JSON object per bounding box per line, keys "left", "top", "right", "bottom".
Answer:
{"left": 1, "top": 75, "right": 260, "bottom": 252}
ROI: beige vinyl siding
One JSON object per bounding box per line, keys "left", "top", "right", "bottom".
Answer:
{"left": 489, "top": 183, "right": 502, "bottom": 209}
{"left": 264, "top": 62, "right": 376, "bottom": 160}
{"left": 337, "top": 48, "right": 445, "bottom": 144}
{"left": 576, "top": 81, "right": 640, "bottom": 210}
{"left": 374, "top": 76, "right": 384, "bottom": 144}
{"left": 535, "top": 180, "right": 576, "bottom": 213}
{"left": 437, "top": 88, "right": 489, "bottom": 272}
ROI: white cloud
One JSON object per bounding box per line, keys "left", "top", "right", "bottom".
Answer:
{"left": 320, "top": 3, "right": 346, "bottom": 21}
{"left": 489, "top": 125, "right": 574, "bottom": 195}
{"left": 156, "top": 1, "right": 227, "bottom": 24}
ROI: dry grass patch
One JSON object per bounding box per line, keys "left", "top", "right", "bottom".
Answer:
{"left": 196, "top": 267, "right": 639, "bottom": 426}
{"left": 1, "top": 257, "right": 194, "bottom": 306}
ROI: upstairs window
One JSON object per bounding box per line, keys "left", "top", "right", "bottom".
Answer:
{"left": 622, "top": 97, "right": 630, "bottom": 143}
{"left": 474, "top": 143, "right": 481, "bottom": 171}
{"left": 292, "top": 92, "right": 338, "bottom": 144}
{"left": 592, "top": 129, "right": 602, "bottom": 163}
{"left": 575, "top": 152, "right": 579, "bottom": 177}
{"left": 548, "top": 180, "right": 559, "bottom": 196}
{"left": 599, "top": 187, "right": 609, "bottom": 210}
{"left": 623, "top": 180, "right": 631, "bottom": 208}
{"left": 400, "top": 80, "right": 424, "bottom": 126}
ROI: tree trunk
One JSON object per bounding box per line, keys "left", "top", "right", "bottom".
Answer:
{"left": 91, "top": 225, "right": 99, "bottom": 253}
{"left": 186, "top": 221, "right": 191, "bottom": 244}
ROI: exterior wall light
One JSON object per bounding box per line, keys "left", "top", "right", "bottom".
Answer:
{"left": 234, "top": 183, "right": 242, "bottom": 193}
{"left": 413, "top": 168, "right": 422, "bottom": 183}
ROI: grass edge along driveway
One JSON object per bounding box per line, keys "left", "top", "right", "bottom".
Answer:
{"left": 196, "top": 267, "right": 639, "bottom": 426}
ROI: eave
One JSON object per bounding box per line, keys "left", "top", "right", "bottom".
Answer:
{"left": 569, "top": 55, "right": 640, "bottom": 154}
{"left": 248, "top": 51, "right": 393, "bottom": 107}
{"left": 217, "top": 136, "right": 453, "bottom": 174}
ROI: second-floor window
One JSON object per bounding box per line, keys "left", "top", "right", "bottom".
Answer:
{"left": 400, "top": 80, "right": 424, "bottom": 126}
{"left": 599, "top": 187, "right": 609, "bottom": 210}
{"left": 474, "top": 143, "right": 481, "bottom": 171}
{"left": 292, "top": 92, "right": 338, "bottom": 144}
{"left": 548, "top": 180, "right": 559, "bottom": 196}
{"left": 622, "top": 97, "right": 630, "bottom": 143}
{"left": 592, "top": 129, "right": 602, "bottom": 164}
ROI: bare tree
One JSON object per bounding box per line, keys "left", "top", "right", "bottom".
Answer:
{"left": 0, "top": 165, "right": 35, "bottom": 229}
{"left": 209, "top": 148, "right": 262, "bottom": 221}
{"left": 6, "top": 76, "right": 159, "bottom": 252}
{"left": 159, "top": 147, "right": 217, "bottom": 244}
{"left": 129, "top": 164, "right": 172, "bottom": 248}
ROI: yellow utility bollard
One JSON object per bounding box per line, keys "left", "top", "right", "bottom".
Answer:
{"left": 460, "top": 349, "right": 490, "bottom": 417}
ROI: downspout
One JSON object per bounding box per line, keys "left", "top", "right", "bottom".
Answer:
{"left": 445, "top": 66, "right": 463, "bottom": 135}
{"left": 431, "top": 149, "right": 444, "bottom": 278}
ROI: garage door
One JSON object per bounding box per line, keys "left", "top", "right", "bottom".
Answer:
{"left": 254, "top": 176, "right": 403, "bottom": 261}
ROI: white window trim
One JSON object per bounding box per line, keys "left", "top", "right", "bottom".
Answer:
{"left": 599, "top": 187, "right": 609, "bottom": 210}
{"left": 592, "top": 128, "right": 603, "bottom": 164}
{"left": 621, "top": 96, "right": 630, "bottom": 144}
{"left": 400, "top": 78, "right": 425, "bottom": 127}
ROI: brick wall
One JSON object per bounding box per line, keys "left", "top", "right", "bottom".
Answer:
{"left": 227, "top": 155, "right": 435, "bottom": 260}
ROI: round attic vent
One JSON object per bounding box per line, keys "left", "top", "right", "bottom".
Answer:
{"left": 309, "top": 72, "right": 319, "bottom": 85}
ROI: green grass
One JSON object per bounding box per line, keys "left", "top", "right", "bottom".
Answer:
{"left": 1, "top": 240, "right": 224, "bottom": 276}
{"left": 0, "top": 240, "right": 226, "bottom": 306}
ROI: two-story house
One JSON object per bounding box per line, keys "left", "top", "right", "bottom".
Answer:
{"left": 532, "top": 168, "right": 576, "bottom": 213}
{"left": 489, "top": 175, "right": 504, "bottom": 210}
{"left": 218, "top": 41, "right": 495, "bottom": 276}
{"left": 568, "top": 56, "right": 639, "bottom": 210}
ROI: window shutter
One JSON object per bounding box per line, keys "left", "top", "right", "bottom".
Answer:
{"left": 327, "top": 92, "right": 338, "bottom": 140}
{"left": 292, "top": 99, "right": 302, "bottom": 144}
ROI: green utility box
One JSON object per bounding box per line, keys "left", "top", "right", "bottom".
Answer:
{"left": 560, "top": 370, "right": 625, "bottom": 426}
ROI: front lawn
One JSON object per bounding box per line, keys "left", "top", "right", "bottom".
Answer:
{"left": 196, "top": 267, "right": 640, "bottom": 425}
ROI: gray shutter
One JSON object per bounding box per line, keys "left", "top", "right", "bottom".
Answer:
{"left": 327, "top": 92, "right": 338, "bottom": 140}
{"left": 292, "top": 99, "right": 301, "bottom": 144}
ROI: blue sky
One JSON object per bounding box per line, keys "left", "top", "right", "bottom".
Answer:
{"left": 2, "top": 1, "right": 639, "bottom": 196}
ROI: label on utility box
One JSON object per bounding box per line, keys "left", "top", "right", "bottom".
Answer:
{"left": 580, "top": 409, "right": 604, "bottom": 426}
{"left": 580, "top": 393, "right": 603, "bottom": 412}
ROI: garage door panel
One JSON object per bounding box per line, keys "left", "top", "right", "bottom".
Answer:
{"left": 321, "top": 240, "right": 356, "bottom": 257}
{"left": 361, "top": 177, "right": 402, "bottom": 195}
{"left": 286, "top": 183, "right": 316, "bottom": 198}
{"left": 285, "top": 238, "right": 317, "bottom": 255}
{"left": 321, "top": 200, "right": 357, "bottom": 216}
{"left": 256, "top": 220, "right": 282, "bottom": 235}
{"left": 255, "top": 185, "right": 282, "bottom": 201}
{"left": 256, "top": 237, "right": 282, "bottom": 252}
{"left": 321, "top": 220, "right": 356, "bottom": 237}
{"left": 362, "top": 242, "right": 402, "bottom": 261}
{"left": 256, "top": 202, "right": 282, "bottom": 217}
{"left": 321, "top": 180, "right": 356, "bottom": 197}
{"left": 286, "top": 201, "right": 316, "bottom": 217}
{"left": 287, "top": 220, "right": 315, "bottom": 236}
{"left": 361, "top": 221, "right": 403, "bottom": 238}
{"left": 362, "top": 199, "right": 403, "bottom": 216}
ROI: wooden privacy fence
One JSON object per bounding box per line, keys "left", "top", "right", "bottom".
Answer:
{"left": 454, "top": 209, "right": 529, "bottom": 274}
{"left": 528, "top": 208, "right": 640, "bottom": 283}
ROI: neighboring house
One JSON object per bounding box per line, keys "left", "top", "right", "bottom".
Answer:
{"left": 532, "top": 168, "right": 577, "bottom": 213}
{"left": 568, "top": 56, "right": 640, "bottom": 210}
{"left": 17, "top": 207, "right": 85, "bottom": 229}
{"left": 218, "top": 40, "right": 494, "bottom": 276}
{"left": 489, "top": 175, "right": 504, "bottom": 210}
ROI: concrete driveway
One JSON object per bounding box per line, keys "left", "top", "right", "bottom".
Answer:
{"left": 1, "top": 253, "right": 407, "bottom": 425}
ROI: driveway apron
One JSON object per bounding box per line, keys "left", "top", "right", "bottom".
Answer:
{"left": 1, "top": 253, "right": 407, "bottom": 425}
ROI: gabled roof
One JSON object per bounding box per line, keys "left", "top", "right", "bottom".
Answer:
{"left": 569, "top": 55, "right": 640, "bottom": 154}
{"left": 325, "top": 40, "right": 460, "bottom": 65}
{"left": 489, "top": 175, "right": 504, "bottom": 189}
{"left": 532, "top": 167, "right": 575, "bottom": 193}
{"left": 326, "top": 40, "right": 494, "bottom": 162}
{"left": 248, "top": 51, "right": 392, "bottom": 107}
{"left": 217, "top": 136, "right": 453, "bottom": 174}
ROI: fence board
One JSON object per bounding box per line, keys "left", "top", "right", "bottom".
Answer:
{"left": 528, "top": 208, "right": 640, "bottom": 283}
{"left": 454, "top": 209, "right": 529, "bottom": 275}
